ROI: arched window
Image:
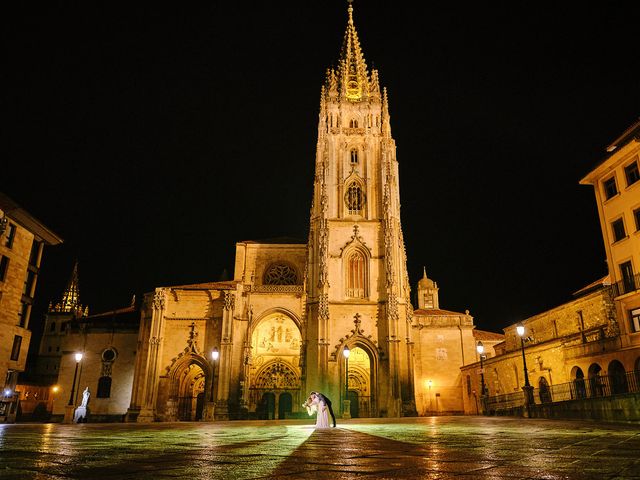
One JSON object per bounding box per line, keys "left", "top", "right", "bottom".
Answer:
{"left": 50, "top": 322, "right": 56, "bottom": 332}
{"left": 346, "top": 250, "right": 367, "bottom": 298}
{"left": 97, "top": 376, "right": 112, "bottom": 398}
{"left": 345, "top": 182, "right": 364, "bottom": 215}
{"left": 263, "top": 263, "right": 298, "bottom": 285}
{"left": 350, "top": 149, "right": 358, "bottom": 165}
{"left": 349, "top": 119, "right": 358, "bottom": 128}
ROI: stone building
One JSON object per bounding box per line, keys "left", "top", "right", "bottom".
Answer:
{"left": 0, "top": 192, "right": 62, "bottom": 422}
{"left": 461, "top": 118, "right": 640, "bottom": 415}
{"left": 580, "top": 119, "right": 640, "bottom": 346}
{"left": 119, "top": 4, "right": 490, "bottom": 423}
{"left": 38, "top": 268, "right": 139, "bottom": 422}
{"left": 34, "top": 4, "right": 499, "bottom": 423}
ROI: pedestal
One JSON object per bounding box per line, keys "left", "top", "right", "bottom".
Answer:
{"left": 522, "top": 385, "right": 534, "bottom": 418}
{"left": 202, "top": 401, "right": 215, "bottom": 421}
{"left": 136, "top": 408, "right": 156, "bottom": 423}
{"left": 480, "top": 395, "right": 488, "bottom": 415}
{"left": 63, "top": 405, "right": 75, "bottom": 424}
{"left": 342, "top": 399, "right": 351, "bottom": 419}
{"left": 214, "top": 401, "right": 229, "bottom": 421}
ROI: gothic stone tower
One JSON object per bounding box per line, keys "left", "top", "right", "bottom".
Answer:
{"left": 305, "top": 3, "right": 416, "bottom": 417}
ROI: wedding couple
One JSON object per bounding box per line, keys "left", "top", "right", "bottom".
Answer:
{"left": 302, "top": 391, "right": 336, "bottom": 428}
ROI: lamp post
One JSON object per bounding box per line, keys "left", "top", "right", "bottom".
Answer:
{"left": 343, "top": 345, "right": 351, "bottom": 419}
{"left": 476, "top": 341, "right": 487, "bottom": 415}
{"left": 210, "top": 348, "right": 219, "bottom": 403}
{"left": 427, "top": 379, "right": 433, "bottom": 414}
{"left": 476, "top": 341, "right": 486, "bottom": 396}
{"left": 68, "top": 353, "right": 83, "bottom": 406}
{"left": 516, "top": 324, "right": 530, "bottom": 388}
{"left": 516, "top": 323, "right": 534, "bottom": 416}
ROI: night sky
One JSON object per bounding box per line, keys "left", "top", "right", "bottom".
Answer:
{"left": 4, "top": 2, "right": 640, "bottom": 347}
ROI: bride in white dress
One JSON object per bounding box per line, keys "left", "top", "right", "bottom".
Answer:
{"left": 303, "top": 393, "right": 330, "bottom": 428}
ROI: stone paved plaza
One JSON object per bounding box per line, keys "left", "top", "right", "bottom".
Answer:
{"left": 1, "top": 417, "right": 639, "bottom": 479}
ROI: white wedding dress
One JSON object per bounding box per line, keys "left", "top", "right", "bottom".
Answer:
{"left": 306, "top": 395, "right": 330, "bottom": 429}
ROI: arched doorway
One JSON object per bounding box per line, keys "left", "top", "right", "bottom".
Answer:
{"left": 258, "top": 392, "right": 276, "bottom": 420}
{"left": 587, "top": 363, "right": 602, "bottom": 397}
{"left": 248, "top": 312, "right": 302, "bottom": 418}
{"left": 177, "top": 364, "right": 206, "bottom": 421}
{"left": 608, "top": 360, "right": 628, "bottom": 394}
{"left": 346, "top": 346, "right": 373, "bottom": 418}
{"left": 571, "top": 366, "right": 586, "bottom": 399}
{"left": 538, "top": 377, "right": 551, "bottom": 403}
{"left": 278, "top": 392, "right": 292, "bottom": 420}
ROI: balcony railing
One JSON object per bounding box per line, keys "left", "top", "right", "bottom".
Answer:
{"left": 486, "top": 370, "right": 640, "bottom": 412}
{"left": 611, "top": 272, "right": 640, "bottom": 297}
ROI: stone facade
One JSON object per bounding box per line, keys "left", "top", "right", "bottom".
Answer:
{"left": 0, "top": 193, "right": 61, "bottom": 422}
{"left": 122, "top": 5, "right": 489, "bottom": 422}
{"left": 49, "top": 306, "right": 139, "bottom": 422}
{"left": 31, "top": 5, "right": 500, "bottom": 423}
{"left": 459, "top": 283, "right": 635, "bottom": 414}
{"left": 580, "top": 119, "right": 640, "bottom": 347}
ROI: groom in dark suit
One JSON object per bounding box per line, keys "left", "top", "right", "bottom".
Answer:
{"left": 312, "top": 391, "right": 336, "bottom": 427}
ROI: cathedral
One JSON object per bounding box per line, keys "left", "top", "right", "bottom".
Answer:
{"left": 44, "top": 3, "right": 489, "bottom": 423}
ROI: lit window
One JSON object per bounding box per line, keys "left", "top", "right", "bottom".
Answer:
{"left": 624, "top": 160, "right": 640, "bottom": 187}
{"left": 630, "top": 308, "right": 640, "bottom": 333}
{"left": 345, "top": 182, "right": 364, "bottom": 215}
{"left": 603, "top": 177, "right": 618, "bottom": 200}
{"left": 346, "top": 250, "right": 367, "bottom": 298}
{"left": 612, "top": 218, "right": 626, "bottom": 242}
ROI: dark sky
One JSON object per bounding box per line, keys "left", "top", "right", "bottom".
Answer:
{"left": 4, "top": 2, "right": 640, "bottom": 344}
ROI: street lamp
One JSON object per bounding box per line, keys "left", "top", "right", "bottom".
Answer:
{"left": 516, "top": 324, "right": 530, "bottom": 388}
{"left": 343, "top": 346, "right": 350, "bottom": 417}
{"left": 427, "top": 379, "right": 433, "bottom": 413}
{"left": 67, "top": 352, "right": 83, "bottom": 406}
{"left": 210, "top": 348, "right": 219, "bottom": 403}
{"left": 476, "top": 341, "right": 486, "bottom": 396}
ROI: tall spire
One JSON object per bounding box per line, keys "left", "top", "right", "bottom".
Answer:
{"left": 338, "top": 1, "right": 370, "bottom": 101}
{"left": 49, "top": 260, "right": 87, "bottom": 315}
{"left": 60, "top": 261, "right": 80, "bottom": 312}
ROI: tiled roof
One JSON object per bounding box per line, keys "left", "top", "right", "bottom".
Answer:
{"left": 169, "top": 280, "right": 239, "bottom": 290}
{"left": 414, "top": 308, "right": 467, "bottom": 316}
{"left": 473, "top": 329, "right": 505, "bottom": 341}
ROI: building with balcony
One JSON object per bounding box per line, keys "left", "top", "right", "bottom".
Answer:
{"left": 460, "top": 119, "right": 640, "bottom": 420}
{"left": 0, "top": 192, "right": 62, "bottom": 422}
{"left": 581, "top": 119, "right": 640, "bottom": 344}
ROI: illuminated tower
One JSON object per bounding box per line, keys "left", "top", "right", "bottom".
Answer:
{"left": 37, "top": 262, "right": 87, "bottom": 384}
{"left": 305, "top": 2, "right": 416, "bottom": 417}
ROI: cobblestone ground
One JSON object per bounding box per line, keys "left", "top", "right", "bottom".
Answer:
{"left": 1, "top": 417, "right": 639, "bottom": 479}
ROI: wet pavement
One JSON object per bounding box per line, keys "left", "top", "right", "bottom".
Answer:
{"left": 0, "top": 416, "right": 639, "bottom": 479}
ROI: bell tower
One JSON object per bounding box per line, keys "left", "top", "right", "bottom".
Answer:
{"left": 305, "top": 1, "right": 416, "bottom": 417}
